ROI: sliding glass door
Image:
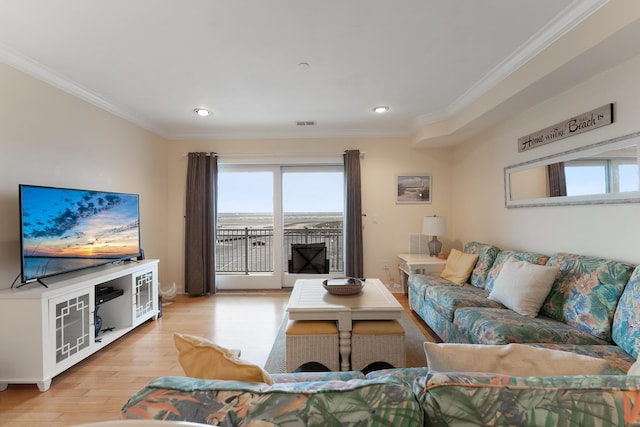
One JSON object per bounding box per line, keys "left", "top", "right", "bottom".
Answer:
{"left": 215, "top": 165, "right": 280, "bottom": 289}
{"left": 281, "top": 167, "right": 344, "bottom": 287}
{"left": 215, "top": 164, "right": 343, "bottom": 289}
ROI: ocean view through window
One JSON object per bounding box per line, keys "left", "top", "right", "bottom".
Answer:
{"left": 216, "top": 166, "right": 344, "bottom": 280}
{"left": 565, "top": 159, "right": 639, "bottom": 196}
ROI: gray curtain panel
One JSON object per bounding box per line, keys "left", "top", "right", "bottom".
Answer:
{"left": 547, "top": 162, "right": 567, "bottom": 197}
{"left": 184, "top": 152, "right": 218, "bottom": 295}
{"left": 344, "top": 150, "right": 363, "bottom": 278}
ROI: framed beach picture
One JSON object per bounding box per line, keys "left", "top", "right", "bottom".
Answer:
{"left": 396, "top": 175, "right": 432, "bottom": 204}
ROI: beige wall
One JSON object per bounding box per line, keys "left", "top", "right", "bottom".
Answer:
{"left": 0, "top": 60, "right": 453, "bottom": 293}
{"left": 165, "top": 139, "right": 453, "bottom": 292}
{"left": 509, "top": 166, "right": 548, "bottom": 201}
{"left": 0, "top": 63, "right": 169, "bottom": 290}
{"left": 451, "top": 52, "right": 640, "bottom": 265}
{"left": 3, "top": 39, "right": 640, "bottom": 293}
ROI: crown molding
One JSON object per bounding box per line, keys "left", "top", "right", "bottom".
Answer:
{"left": 410, "top": 110, "right": 450, "bottom": 134}
{"left": 0, "top": 42, "right": 166, "bottom": 137}
{"left": 0, "top": 0, "right": 608, "bottom": 142}
{"left": 165, "top": 126, "right": 410, "bottom": 141}
{"left": 445, "top": 0, "right": 609, "bottom": 117}
{"left": 412, "top": 0, "right": 609, "bottom": 132}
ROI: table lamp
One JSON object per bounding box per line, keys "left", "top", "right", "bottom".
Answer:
{"left": 422, "top": 215, "right": 447, "bottom": 257}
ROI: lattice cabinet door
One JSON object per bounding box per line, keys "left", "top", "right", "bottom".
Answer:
{"left": 133, "top": 269, "right": 156, "bottom": 325}
{"left": 49, "top": 287, "right": 94, "bottom": 374}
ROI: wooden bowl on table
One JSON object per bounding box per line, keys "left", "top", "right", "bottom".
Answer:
{"left": 322, "top": 277, "right": 364, "bottom": 295}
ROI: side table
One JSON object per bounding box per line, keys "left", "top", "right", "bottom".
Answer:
{"left": 396, "top": 253, "right": 447, "bottom": 294}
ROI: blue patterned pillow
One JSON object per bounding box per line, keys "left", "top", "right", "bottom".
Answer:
{"left": 541, "top": 253, "right": 634, "bottom": 342}
{"left": 463, "top": 241, "right": 500, "bottom": 288}
{"left": 612, "top": 266, "right": 640, "bottom": 358}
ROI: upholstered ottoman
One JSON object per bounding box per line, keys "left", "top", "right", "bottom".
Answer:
{"left": 285, "top": 320, "right": 339, "bottom": 372}
{"left": 351, "top": 320, "right": 406, "bottom": 372}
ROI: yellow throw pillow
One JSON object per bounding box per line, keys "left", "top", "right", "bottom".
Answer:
{"left": 439, "top": 248, "right": 479, "bottom": 284}
{"left": 173, "top": 333, "right": 273, "bottom": 384}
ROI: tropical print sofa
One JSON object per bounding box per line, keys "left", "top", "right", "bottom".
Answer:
{"left": 121, "top": 367, "right": 640, "bottom": 426}
{"left": 121, "top": 369, "right": 426, "bottom": 426}
{"left": 418, "top": 372, "right": 640, "bottom": 426}
{"left": 408, "top": 242, "right": 640, "bottom": 373}
{"left": 121, "top": 242, "right": 640, "bottom": 426}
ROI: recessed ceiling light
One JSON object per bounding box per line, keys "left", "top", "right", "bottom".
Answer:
{"left": 194, "top": 108, "right": 212, "bottom": 117}
{"left": 372, "top": 106, "right": 390, "bottom": 114}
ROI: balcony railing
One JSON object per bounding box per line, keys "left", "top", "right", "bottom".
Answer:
{"left": 216, "top": 228, "right": 343, "bottom": 274}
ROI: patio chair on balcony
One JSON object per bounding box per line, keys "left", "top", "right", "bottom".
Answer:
{"left": 288, "top": 243, "right": 329, "bottom": 274}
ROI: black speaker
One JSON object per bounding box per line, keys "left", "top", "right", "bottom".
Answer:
{"left": 137, "top": 249, "right": 145, "bottom": 261}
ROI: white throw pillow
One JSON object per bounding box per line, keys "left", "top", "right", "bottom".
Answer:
{"left": 424, "top": 342, "right": 608, "bottom": 376}
{"left": 488, "top": 257, "right": 559, "bottom": 317}
{"left": 628, "top": 358, "right": 640, "bottom": 375}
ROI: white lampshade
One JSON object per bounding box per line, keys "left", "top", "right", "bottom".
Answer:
{"left": 422, "top": 215, "right": 447, "bottom": 236}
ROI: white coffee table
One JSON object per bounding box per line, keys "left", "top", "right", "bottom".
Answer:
{"left": 286, "top": 278, "right": 402, "bottom": 371}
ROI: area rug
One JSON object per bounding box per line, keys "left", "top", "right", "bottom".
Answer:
{"left": 264, "top": 312, "right": 433, "bottom": 373}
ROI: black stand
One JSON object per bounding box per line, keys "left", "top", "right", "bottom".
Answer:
{"left": 17, "top": 278, "right": 48, "bottom": 288}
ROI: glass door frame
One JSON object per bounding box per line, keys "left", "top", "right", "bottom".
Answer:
{"left": 215, "top": 164, "right": 283, "bottom": 290}
{"left": 215, "top": 157, "right": 344, "bottom": 290}
{"left": 281, "top": 164, "right": 345, "bottom": 288}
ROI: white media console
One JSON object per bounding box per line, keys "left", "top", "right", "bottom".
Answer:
{"left": 0, "top": 259, "right": 159, "bottom": 391}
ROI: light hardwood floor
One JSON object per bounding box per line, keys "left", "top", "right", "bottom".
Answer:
{"left": 0, "top": 290, "right": 433, "bottom": 426}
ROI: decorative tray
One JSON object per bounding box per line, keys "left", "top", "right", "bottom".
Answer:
{"left": 322, "top": 277, "right": 364, "bottom": 296}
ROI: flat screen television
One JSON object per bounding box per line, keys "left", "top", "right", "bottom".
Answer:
{"left": 19, "top": 184, "right": 141, "bottom": 284}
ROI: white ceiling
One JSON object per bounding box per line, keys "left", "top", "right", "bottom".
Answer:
{"left": 0, "top": 0, "right": 609, "bottom": 141}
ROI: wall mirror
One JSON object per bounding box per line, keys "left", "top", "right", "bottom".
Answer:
{"left": 505, "top": 131, "right": 640, "bottom": 208}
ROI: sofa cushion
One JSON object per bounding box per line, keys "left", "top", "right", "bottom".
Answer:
{"left": 411, "top": 293, "right": 464, "bottom": 342}
{"left": 463, "top": 241, "right": 501, "bottom": 288}
{"left": 122, "top": 376, "right": 424, "bottom": 425}
{"left": 271, "top": 371, "right": 365, "bottom": 383}
{"left": 487, "top": 257, "right": 560, "bottom": 317}
{"left": 365, "top": 366, "right": 431, "bottom": 387}
{"left": 416, "top": 372, "right": 640, "bottom": 427}
{"left": 424, "top": 342, "right": 607, "bottom": 376}
{"left": 541, "top": 253, "right": 635, "bottom": 341}
{"left": 453, "top": 307, "right": 609, "bottom": 345}
{"left": 484, "top": 250, "right": 550, "bottom": 293}
{"left": 407, "top": 274, "right": 457, "bottom": 301}
{"left": 612, "top": 265, "right": 640, "bottom": 358}
{"left": 424, "top": 284, "right": 504, "bottom": 322}
{"left": 439, "top": 248, "right": 479, "bottom": 284}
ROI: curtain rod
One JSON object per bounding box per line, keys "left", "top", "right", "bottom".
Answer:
{"left": 182, "top": 151, "right": 365, "bottom": 158}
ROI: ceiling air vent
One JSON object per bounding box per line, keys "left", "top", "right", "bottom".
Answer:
{"left": 295, "top": 121, "right": 316, "bottom": 126}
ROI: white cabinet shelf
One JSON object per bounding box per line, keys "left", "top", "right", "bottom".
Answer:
{"left": 0, "top": 259, "right": 159, "bottom": 392}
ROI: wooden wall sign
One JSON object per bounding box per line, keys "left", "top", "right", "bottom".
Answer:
{"left": 518, "top": 103, "right": 613, "bottom": 152}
